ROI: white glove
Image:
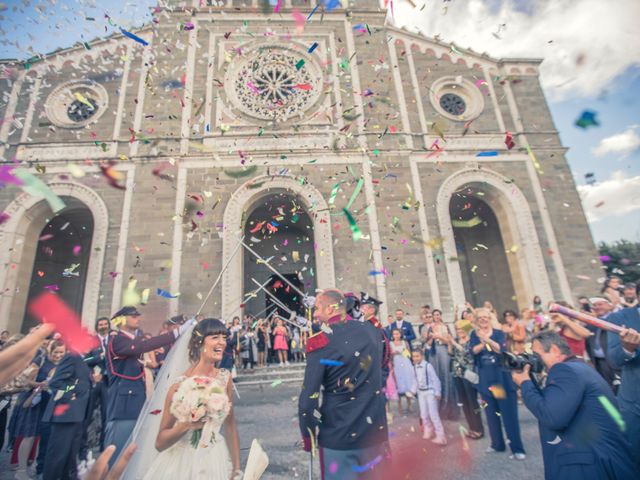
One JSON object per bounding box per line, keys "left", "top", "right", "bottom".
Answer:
{"left": 174, "top": 318, "right": 197, "bottom": 338}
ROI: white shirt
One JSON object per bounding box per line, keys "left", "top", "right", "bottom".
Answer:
{"left": 413, "top": 360, "right": 441, "bottom": 396}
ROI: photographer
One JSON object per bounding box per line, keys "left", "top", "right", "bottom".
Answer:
{"left": 512, "top": 331, "right": 636, "bottom": 480}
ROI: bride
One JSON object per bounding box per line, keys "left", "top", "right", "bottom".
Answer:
{"left": 124, "top": 318, "right": 241, "bottom": 480}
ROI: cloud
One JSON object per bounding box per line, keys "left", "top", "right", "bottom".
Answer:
{"left": 392, "top": 0, "right": 640, "bottom": 101}
{"left": 578, "top": 171, "right": 640, "bottom": 222}
{"left": 591, "top": 126, "right": 640, "bottom": 157}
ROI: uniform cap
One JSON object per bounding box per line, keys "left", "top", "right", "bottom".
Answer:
{"left": 360, "top": 292, "right": 383, "bottom": 307}
{"left": 111, "top": 306, "right": 141, "bottom": 319}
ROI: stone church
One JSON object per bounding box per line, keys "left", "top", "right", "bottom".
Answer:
{"left": 0, "top": 0, "right": 601, "bottom": 334}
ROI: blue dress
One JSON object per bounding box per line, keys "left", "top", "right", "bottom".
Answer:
{"left": 11, "top": 357, "right": 55, "bottom": 437}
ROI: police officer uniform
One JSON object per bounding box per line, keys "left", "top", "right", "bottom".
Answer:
{"left": 42, "top": 352, "right": 91, "bottom": 480}
{"left": 298, "top": 313, "right": 388, "bottom": 479}
{"left": 105, "top": 306, "right": 180, "bottom": 465}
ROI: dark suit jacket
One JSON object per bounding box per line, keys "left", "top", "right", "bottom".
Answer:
{"left": 299, "top": 320, "right": 388, "bottom": 450}
{"left": 521, "top": 358, "right": 636, "bottom": 480}
{"left": 42, "top": 353, "right": 91, "bottom": 424}
{"left": 607, "top": 307, "right": 640, "bottom": 418}
{"left": 106, "top": 330, "right": 176, "bottom": 421}
{"left": 386, "top": 320, "right": 416, "bottom": 346}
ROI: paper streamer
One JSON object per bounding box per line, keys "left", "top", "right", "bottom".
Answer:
{"left": 343, "top": 208, "right": 362, "bottom": 241}
{"left": 345, "top": 178, "right": 364, "bottom": 210}
{"left": 13, "top": 168, "right": 65, "bottom": 213}
{"left": 120, "top": 27, "right": 149, "bottom": 46}
{"left": 157, "top": 288, "right": 180, "bottom": 299}
{"left": 451, "top": 216, "right": 482, "bottom": 228}
{"left": 28, "top": 292, "right": 98, "bottom": 354}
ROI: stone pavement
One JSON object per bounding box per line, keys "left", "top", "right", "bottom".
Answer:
{"left": 0, "top": 381, "right": 544, "bottom": 480}
{"left": 233, "top": 383, "right": 544, "bottom": 480}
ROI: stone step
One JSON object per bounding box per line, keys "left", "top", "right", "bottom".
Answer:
{"left": 234, "top": 364, "right": 307, "bottom": 384}
{"left": 234, "top": 376, "right": 305, "bottom": 387}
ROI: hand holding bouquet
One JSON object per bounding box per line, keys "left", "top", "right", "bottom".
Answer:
{"left": 170, "top": 376, "right": 231, "bottom": 448}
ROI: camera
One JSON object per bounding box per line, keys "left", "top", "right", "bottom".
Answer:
{"left": 502, "top": 351, "right": 544, "bottom": 374}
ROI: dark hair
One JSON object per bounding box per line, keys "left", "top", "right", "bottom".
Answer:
{"left": 188, "top": 318, "right": 227, "bottom": 363}
{"left": 95, "top": 317, "right": 110, "bottom": 331}
{"left": 432, "top": 309, "right": 442, "bottom": 315}
{"left": 623, "top": 282, "right": 637, "bottom": 291}
{"left": 532, "top": 331, "right": 572, "bottom": 356}
{"left": 503, "top": 309, "right": 518, "bottom": 319}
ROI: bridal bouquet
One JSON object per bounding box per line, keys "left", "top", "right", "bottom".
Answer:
{"left": 170, "top": 376, "right": 231, "bottom": 448}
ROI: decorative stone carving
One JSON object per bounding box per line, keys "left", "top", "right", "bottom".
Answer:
{"left": 223, "top": 44, "right": 322, "bottom": 122}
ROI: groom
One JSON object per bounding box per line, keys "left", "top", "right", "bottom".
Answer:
{"left": 105, "top": 306, "right": 191, "bottom": 465}
{"left": 298, "top": 289, "right": 388, "bottom": 479}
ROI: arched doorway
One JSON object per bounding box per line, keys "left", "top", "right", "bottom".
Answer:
{"left": 450, "top": 189, "right": 517, "bottom": 314}
{"left": 21, "top": 198, "right": 94, "bottom": 332}
{"left": 221, "top": 175, "right": 335, "bottom": 320}
{"left": 437, "top": 168, "right": 553, "bottom": 312}
{"left": 243, "top": 193, "right": 315, "bottom": 318}
{"left": 0, "top": 181, "right": 108, "bottom": 333}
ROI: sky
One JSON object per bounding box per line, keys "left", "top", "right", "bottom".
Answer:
{"left": 1, "top": 0, "right": 639, "bottom": 244}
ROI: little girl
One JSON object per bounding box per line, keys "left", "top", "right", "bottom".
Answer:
{"left": 273, "top": 318, "right": 289, "bottom": 366}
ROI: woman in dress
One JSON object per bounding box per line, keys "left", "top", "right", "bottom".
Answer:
{"left": 11, "top": 340, "right": 65, "bottom": 479}
{"left": 548, "top": 302, "right": 592, "bottom": 358}
{"left": 272, "top": 319, "right": 289, "bottom": 367}
{"left": 429, "top": 309, "right": 456, "bottom": 419}
{"left": 256, "top": 319, "right": 268, "bottom": 368}
{"left": 449, "top": 320, "right": 484, "bottom": 440}
{"left": 501, "top": 310, "right": 527, "bottom": 354}
{"left": 470, "top": 308, "right": 526, "bottom": 460}
{"left": 390, "top": 329, "right": 414, "bottom": 415}
{"left": 145, "top": 318, "right": 241, "bottom": 480}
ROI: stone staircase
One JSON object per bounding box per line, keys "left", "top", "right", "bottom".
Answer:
{"left": 234, "top": 362, "right": 306, "bottom": 387}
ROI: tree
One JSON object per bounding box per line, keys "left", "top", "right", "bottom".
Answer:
{"left": 598, "top": 240, "right": 640, "bottom": 284}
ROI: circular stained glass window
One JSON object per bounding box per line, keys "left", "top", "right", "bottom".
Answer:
{"left": 439, "top": 93, "right": 466, "bottom": 116}
{"left": 67, "top": 98, "right": 98, "bottom": 123}
{"left": 224, "top": 45, "right": 323, "bottom": 122}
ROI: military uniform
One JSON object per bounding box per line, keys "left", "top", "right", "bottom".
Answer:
{"left": 105, "top": 307, "right": 179, "bottom": 465}
{"left": 298, "top": 314, "right": 388, "bottom": 479}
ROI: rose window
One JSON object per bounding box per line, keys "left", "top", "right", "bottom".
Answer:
{"left": 67, "top": 98, "right": 99, "bottom": 122}
{"left": 45, "top": 80, "right": 108, "bottom": 128}
{"left": 225, "top": 46, "right": 322, "bottom": 122}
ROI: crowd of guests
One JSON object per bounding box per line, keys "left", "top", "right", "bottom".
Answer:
{"left": 0, "top": 275, "right": 638, "bottom": 479}
{"left": 378, "top": 278, "right": 640, "bottom": 469}
{"left": 0, "top": 308, "right": 309, "bottom": 480}
{"left": 219, "top": 314, "right": 308, "bottom": 372}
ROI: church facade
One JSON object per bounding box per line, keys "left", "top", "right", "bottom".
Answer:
{"left": 0, "top": 0, "right": 601, "bottom": 333}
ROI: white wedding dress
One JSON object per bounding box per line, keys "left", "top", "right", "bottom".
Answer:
{"left": 142, "top": 371, "right": 232, "bottom": 480}
{"left": 123, "top": 321, "right": 233, "bottom": 480}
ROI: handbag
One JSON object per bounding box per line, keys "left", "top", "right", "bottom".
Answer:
{"left": 463, "top": 368, "right": 479, "bottom": 385}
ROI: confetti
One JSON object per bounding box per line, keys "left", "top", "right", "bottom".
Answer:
{"left": 575, "top": 110, "right": 599, "bottom": 129}
{"left": 150, "top": 409, "right": 162, "bottom": 415}
{"left": 295, "top": 59, "right": 305, "bottom": 70}
{"left": 119, "top": 27, "right": 149, "bottom": 46}
{"left": 451, "top": 217, "right": 482, "bottom": 228}
{"left": 13, "top": 168, "right": 65, "bottom": 213}
{"left": 598, "top": 395, "right": 625, "bottom": 431}
{"left": 343, "top": 208, "right": 362, "bottom": 241}
{"left": 223, "top": 165, "right": 258, "bottom": 178}
{"left": 352, "top": 455, "right": 382, "bottom": 472}
{"left": 308, "top": 42, "right": 318, "bottom": 53}
{"left": 505, "top": 131, "right": 515, "bottom": 150}
{"left": 271, "top": 379, "right": 283, "bottom": 388}
{"left": 53, "top": 404, "right": 71, "bottom": 417}
{"left": 28, "top": 292, "right": 98, "bottom": 354}
{"left": 320, "top": 359, "right": 344, "bottom": 367}
{"left": 157, "top": 288, "right": 180, "bottom": 299}
{"left": 476, "top": 151, "right": 498, "bottom": 157}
